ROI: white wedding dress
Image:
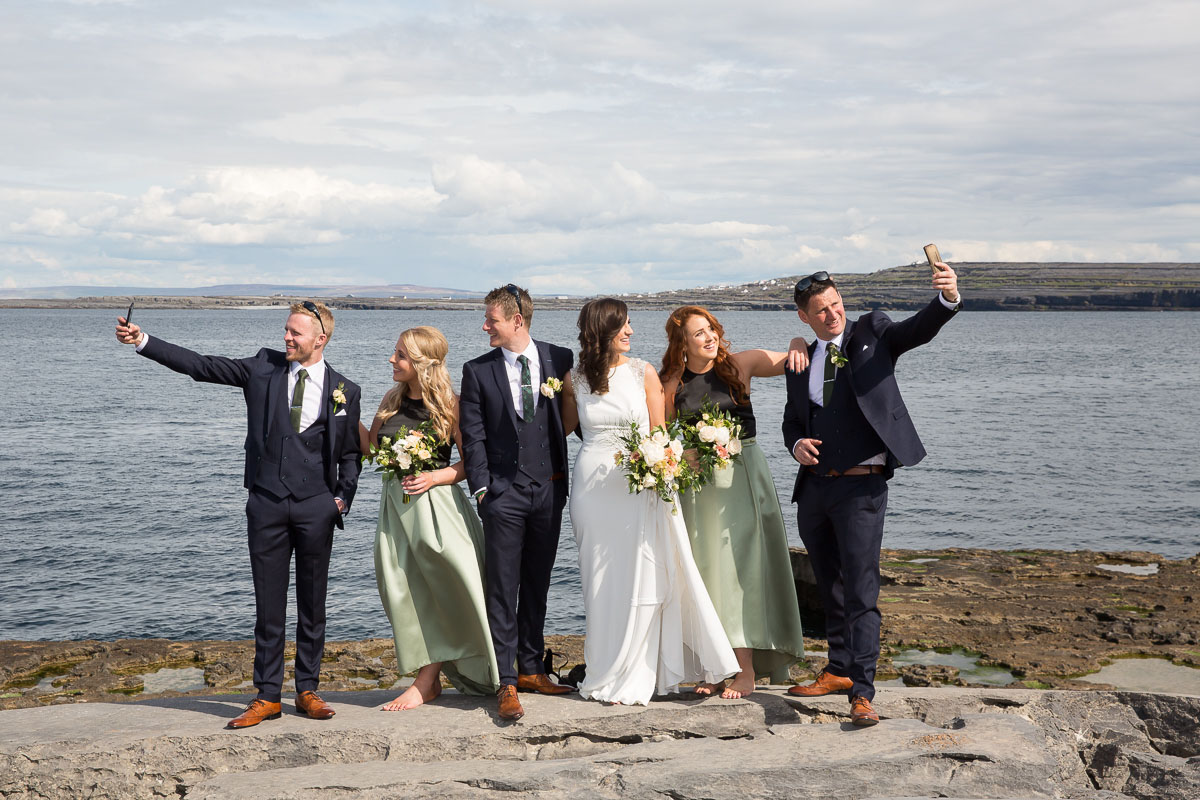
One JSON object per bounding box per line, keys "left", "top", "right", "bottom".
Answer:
{"left": 569, "top": 357, "right": 738, "bottom": 705}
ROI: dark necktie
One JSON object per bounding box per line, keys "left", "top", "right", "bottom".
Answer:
{"left": 517, "top": 355, "right": 535, "bottom": 422}
{"left": 290, "top": 368, "right": 308, "bottom": 432}
{"left": 822, "top": 344, "right": 837, "bottom": 406}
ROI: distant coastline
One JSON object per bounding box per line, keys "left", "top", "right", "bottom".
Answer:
{"left": 3, "top": 261, "right": 1198, "bottom": 311}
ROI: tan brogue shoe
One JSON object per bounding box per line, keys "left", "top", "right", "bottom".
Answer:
{"left": 787, "top": 669, "right": 854, "bottom": 697}
{"left": 497, "top": 684, "right": 525, "bottom": 721}
{"left": 850, "top": 695, "right": 880, "bottom": 727}
{"left": 517, "top": 672, "right": 576, "bottom": 695}
{"left": 296, "top": 690, "right": 336, "bottom": 720}
{"left": 227, "top": 699, "right": 282, "bottom": 729}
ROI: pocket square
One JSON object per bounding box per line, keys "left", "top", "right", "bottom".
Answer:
{"left": 862, "top": 345, "right": 868, "bottom": 350}
{"left": 335, "top": 409, "right": 347, "bottom": 417}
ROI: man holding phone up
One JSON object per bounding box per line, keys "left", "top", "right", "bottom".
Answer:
{"left": 116, "top": 301, "right": 362, "bottom": 729}
{"left": 782, "top": 259, "right": 960, "bottom": 726}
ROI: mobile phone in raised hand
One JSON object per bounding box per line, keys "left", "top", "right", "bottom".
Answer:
{"left": 124, "top": 300, "right": 135, "bottom": 326}
{"left": 924, "top": 244, "right": 946, "bottom": 272}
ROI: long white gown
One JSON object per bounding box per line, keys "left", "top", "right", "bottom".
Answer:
{"left": 569, "top": 357, "right": 738, "bottom": 705}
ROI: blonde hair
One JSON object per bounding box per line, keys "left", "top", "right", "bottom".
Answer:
{"left": 376, "top": 326, "right": 456, "bottom": 444}
{"left": 289, "top": 300, "right": 335, "bottom": 340}
{"left": 483, "top": 284, "right": 534, "bottom": 328}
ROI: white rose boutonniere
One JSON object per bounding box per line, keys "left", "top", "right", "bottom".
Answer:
{"left": 828, "top": 343, "right": 849, "bottom": 368}
{"left": 331, "top": 382, "right": 348, "bottom": 413}
{"left": 540, "top": 377, "right": 563, "bottom": 398}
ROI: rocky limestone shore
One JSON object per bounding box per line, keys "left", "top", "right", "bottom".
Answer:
{"left": 2, "top": 549, "right": 1196, "bottom": 711}
{"left": 1, "top": 687, "right": 1198, "bottom": 799}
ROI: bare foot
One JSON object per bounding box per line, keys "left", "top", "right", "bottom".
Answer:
{"left": 721, "top": 674, "right": 755, "bottom": 699}
{"left": 693, "top": 680, "right": 727, "bottom": 697}
{"left": 381, "top": 681, "right": 442, "bottom": 711}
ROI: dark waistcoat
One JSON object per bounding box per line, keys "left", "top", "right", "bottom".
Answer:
{"left": 809, "top": 368, "right": 887, "bottom": 474}
{"left": 514, "top": 394, "right": 562, "bottom": 485}
{"left": 254, "top": 395, "right": 329, "bottom": 500}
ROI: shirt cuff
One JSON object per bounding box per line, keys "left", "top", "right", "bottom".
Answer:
{"left": 939, "top": 291, "right": 962, "bottom": 309}
{"left": 473, "top": 488, "right": 487, "bottom": 503}
{"left": 134, "top": 332, "right": 150, "bottom": 352}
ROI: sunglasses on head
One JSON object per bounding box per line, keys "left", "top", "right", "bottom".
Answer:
{"left": 504, "top": 283, "right": 522, "bottom": 304}
{"left": 795, "top": 271, "right": 831, "bottom": 293}
{"left": 300, "top": 300, "right": 326, "bottom": 335}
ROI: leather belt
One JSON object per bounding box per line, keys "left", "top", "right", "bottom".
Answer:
{"left": 808, "top": 465, "right": 885, "bottom": 478}
{"left": 549, "top": 472, "right": 565, "bottom": 481}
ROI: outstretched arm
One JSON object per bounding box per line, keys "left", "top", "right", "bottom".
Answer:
{"left": 730, "top": 336, "right": 810, "bottom": 382}
{"left": 116, "top": 315, "right": 253, "bottom": 387}
{"left": 883, "top": 264, "right": 962, "bottom": 359}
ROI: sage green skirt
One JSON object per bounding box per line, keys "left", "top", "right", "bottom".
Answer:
{"left": 679, "top": 439, "right": 805, "bottom": 682}
{"left": 374, "top": 478, "right": 499, "bottom": 695}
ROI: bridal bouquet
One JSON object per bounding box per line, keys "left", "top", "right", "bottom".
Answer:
{"left": 613, "top": 422, "right": 698, "bottom": 513}
{"left": 678, "top": 401, "right": 744, "bottom": 488}
{"left": 369, "top": 419, "right": 444, "bottom": 503}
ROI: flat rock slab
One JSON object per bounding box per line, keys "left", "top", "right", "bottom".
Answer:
{"left": 3, "top": 688, "right": 1199, "bottom": 799}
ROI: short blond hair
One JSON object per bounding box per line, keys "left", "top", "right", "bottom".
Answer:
{"left": 290, "top": 300, "right": 335, "bottom": 340}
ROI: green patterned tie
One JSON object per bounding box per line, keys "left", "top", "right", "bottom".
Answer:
{"left": 290, "top": 368, "right": 308, "bottom": 432}
{"left": 822, "top": 345, "right": 837, "bottom": 406}
{"left": 517, "top": 355, "right": 535, "bottom": 422}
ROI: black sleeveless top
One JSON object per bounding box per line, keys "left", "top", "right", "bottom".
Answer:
{"left": 674, "top": 367, "right": 757, "bottom": 439}
{"left": 376, "top": 395, "right": 453, "bottom": 469}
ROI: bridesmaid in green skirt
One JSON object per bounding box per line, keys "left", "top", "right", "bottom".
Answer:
{"left": 660, "top": 306, "right": 809, "bottom": 699}
{"left": 360, "top": 326, "right": 499, "bottom": 710}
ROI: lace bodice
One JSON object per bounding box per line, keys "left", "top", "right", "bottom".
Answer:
{"left": 573, "top": 358, "right": 649, "bottom": 446}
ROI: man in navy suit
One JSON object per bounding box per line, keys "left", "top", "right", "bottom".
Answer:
{"left": 782, "top": 264, "right": 961, "bottom": 726}
{"left": 459, "top": 284, "right": 575, "bottom": 721}
{"left": 116, "top": 301, "right": 362, "bottom": 729}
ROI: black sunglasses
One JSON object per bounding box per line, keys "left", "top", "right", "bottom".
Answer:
{"left": 503, "top": 283, "right": 523, "bottom": 304}
{"left": 301, "top": 300, "right": 326, "bottom": 335}
{"left": 794, "top": 271, "right": 831, "bottom": 293}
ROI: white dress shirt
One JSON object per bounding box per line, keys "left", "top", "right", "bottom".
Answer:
{"left": 288, "top": 359, "right": 327, "bottom": 432}
{"left": 500, "top": 339, "right": 542, "bottom": 416}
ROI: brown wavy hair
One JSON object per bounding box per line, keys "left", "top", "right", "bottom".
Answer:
{"left": 577, "top": 297, "right": 629, "bottom": 395}
{"left": 375, "top": 326, "right": 456, "bottom": 444}
{"left": 660, "top": 306, "right": 748, "bottom": 405}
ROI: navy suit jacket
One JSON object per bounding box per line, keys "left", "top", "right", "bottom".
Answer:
{"left": 459, "top": 340, "right": 573, "bottom": 500}
{"left": 782, "top": 294, "right": 960, "bottom": 502}
{"left": 139, "top": 336, "right": 363, "bottom": 524}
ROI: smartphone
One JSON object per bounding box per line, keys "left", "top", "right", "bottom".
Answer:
{"left": 924, "top": 244, "right": 946, "bottom": 272}
{"left": 124, "top": 300, "right": 135, "bottom": 326}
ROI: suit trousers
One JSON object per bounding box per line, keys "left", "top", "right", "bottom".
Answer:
{"left": 479, "top": 479, "right": 566, "bottom": 686}
{"left": 796, "top": 473, "right": 888, "bottom": 701}
{"left": 245, "top": 487, "right": 339, "bottom": 702}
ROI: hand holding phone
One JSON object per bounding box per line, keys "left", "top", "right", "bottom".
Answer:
{"left": 123, "top": 300, "right": 135, "bottom": 326}
{"left": 924, "top": 244, "right": 946, "bottom": 272}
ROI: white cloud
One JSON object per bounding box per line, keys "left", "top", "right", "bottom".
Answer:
{"left": 0, "top": 0, "right": 1196, "bottom": 291}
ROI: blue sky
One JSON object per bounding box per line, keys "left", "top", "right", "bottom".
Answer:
{"left": 2, "top": 0, "right": 1197, "bottom": 293}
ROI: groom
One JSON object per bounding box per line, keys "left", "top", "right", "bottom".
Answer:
{"left": 782, "top": 264, "right": 961, "bottom": 726}
{"left": 459, "top": 284, "right": 575, "bottom": 721}
{"left": 115, "top": 301, "right": 362, "bottom": 729}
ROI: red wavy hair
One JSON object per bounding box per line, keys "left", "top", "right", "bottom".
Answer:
{"left": 659, "top": 306, "right": 748, "bottom": 405}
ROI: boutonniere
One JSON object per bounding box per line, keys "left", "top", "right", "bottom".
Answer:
{"left": 827, "top": 343, "right": 849, "bottom": 368}
{"left": 540, "top": 377, "right": 563, "bottom": 398}
{"left": 331, "top": 382, "right": 347, "bottom": 413}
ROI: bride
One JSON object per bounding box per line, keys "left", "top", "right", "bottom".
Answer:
{"left": 561, "top": 298, "right": 738, "bottom": 705}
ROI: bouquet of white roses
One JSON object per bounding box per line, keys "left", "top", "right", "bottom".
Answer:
{"left": 612, "top": 422, "right": 698, "bottom": 513}
{"left": 369, "top": 419, "right": 445, "bottom": 503}
{"left": 679, "top": 401, "right": 744, "bottom": 488}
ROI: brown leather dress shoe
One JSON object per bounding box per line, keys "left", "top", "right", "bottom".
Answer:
{"left": 497, "top": 684, "right": 525, "bottom": 721}
{"left": 227, "top": 699, "right": 282, "bottom": 729}
{"left": 787, "top": 669, "right": 854, "bottom": 697}
{"left": 850, "top": 695, "right": 880, "bottom": 726}
{"left": 517, "top": 672, "right": 576, "bottom": 694}
{"left": 296, "top": 690, "right": 336, "bottom": 720}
